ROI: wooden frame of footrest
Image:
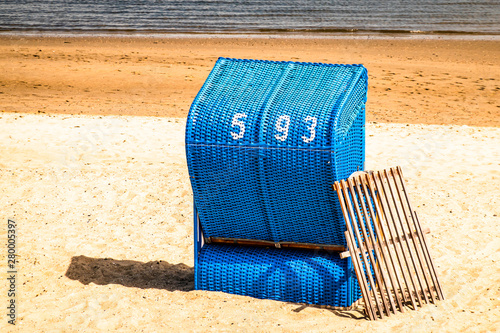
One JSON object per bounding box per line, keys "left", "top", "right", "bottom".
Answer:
{"left": 333, "top": 166, "right": 444, "bottom": 320}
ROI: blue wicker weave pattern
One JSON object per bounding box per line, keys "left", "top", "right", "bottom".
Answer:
{"left": 186, "top": 58, "right": 367, "bottom": 246}
{"left": 198, "top": 244, "right": 359, "bottom": 307}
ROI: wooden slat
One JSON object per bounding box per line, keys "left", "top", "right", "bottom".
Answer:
{"left": 389, "top": 167, "right": 434, "bottom": 303}
{"left": 332, "top": 166, "right": 445, "bottom": 320}
{"left": 395, "top": 167, "right": 445, "bottom": 300}
{"left": 206, "top": 237, "right": 345, "bottom": 252}
{"left": 338, "top": 181, "right": 379, "bottom": 320}
{"left": 414, "top": 212, "right": 445, "bottom": 300}
{"left": 358, "top": 173, "right": 401, "bottom": 314}
{"left": 334, "top": 182, "right": 377, "bottom": 320}
{"left": 340, "top": 228, "right": 431, "bottom": 259}
{"left": 345, "top": 178, "right": 387, "bottom": 318}
{"left": 382, "top": 168, "right": 426, "bottom": 307}
{"left": 373, "top": 170, "right": 418, "bottom": 308}
{"left": 350, "top": 176, "right": 393, "bottom": 317}
{"left": 344, "top": 231, "right": 377, "bottom": 320}
{"left": 363, "top": 174, "right": 407, "bottom": 313}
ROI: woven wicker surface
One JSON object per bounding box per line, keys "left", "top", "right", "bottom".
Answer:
{"left": 186, "top": 58, "right": 367, "bottom": 246}
{"left": 198, "top": 244, "right": 360, "bottom": 307}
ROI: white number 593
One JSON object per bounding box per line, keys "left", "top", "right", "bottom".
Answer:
{"left": 274, "top": 115, "right": 291, "bottom": 141}
{"left": 302, "top": 116, "right": 317, "bottom": 143}
{"left": 230, "top": 113, "right": 247, "bottom": 140}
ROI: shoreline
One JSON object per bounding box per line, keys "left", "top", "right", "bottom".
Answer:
{"left": 2, "top": 31, "right": 500, "bottom": 41}
{"left": 1, "top": 35, "right": 499, "bottom": 127}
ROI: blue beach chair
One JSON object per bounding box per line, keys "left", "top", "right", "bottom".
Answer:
{"left": 186, "top": 58, "right": 367, "bottom": 308}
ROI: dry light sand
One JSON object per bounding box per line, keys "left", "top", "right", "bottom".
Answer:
{"left": 0, "top": 36, "right": 499, "bottom": 332}
{"left": 0, "top": 113, "right": 498, "bottom": 332}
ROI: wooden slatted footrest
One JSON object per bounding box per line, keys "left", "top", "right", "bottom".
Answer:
{"left": 333, "top": 166, "right": 445, "bottom": 320}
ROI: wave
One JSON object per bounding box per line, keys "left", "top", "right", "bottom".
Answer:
{"left": 1, "top": 26, "right": 499, "bottom": 37}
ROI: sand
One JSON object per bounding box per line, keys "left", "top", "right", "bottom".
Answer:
{"left": 0, "top": 112, "right": 498, "bottom": 332}
{"left": 0, "top": 36, "right": 499, "bottom": 331}
{"left": 0, "top": 36, "right": 499, "bottom": 126}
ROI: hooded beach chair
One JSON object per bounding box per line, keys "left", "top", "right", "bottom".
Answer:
{"left": 185, "top": 58, "right": 443, "bottom": 319}
{"left": 186, "top": 58, "right": 367, "bottom": 309}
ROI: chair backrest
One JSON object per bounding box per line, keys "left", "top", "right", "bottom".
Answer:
{"left": 186, "top": 58, "right": 367, "bottom": 246}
